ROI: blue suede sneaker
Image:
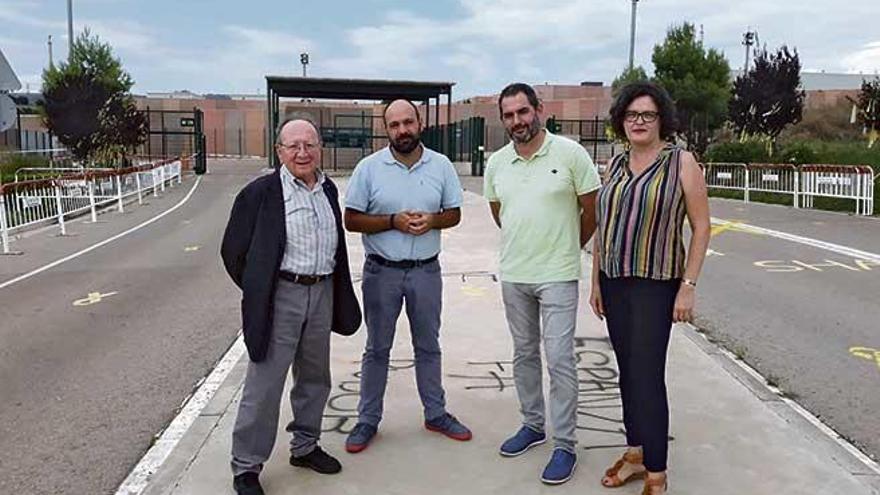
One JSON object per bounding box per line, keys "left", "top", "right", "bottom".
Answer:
{"left": 499, "top": 426, "right": 547, "bottom": 457}
{"left": 541, "top": 448, "right": 577, "bottom": 485}
{"left": 424, "top": 413, "right": 472, "bottom": 441}
{"left": 345, "top": 423, "right": 377, "bottom": 453}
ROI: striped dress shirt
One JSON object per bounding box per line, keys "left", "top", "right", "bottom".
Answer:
{"left": 279, "top": 166, "right": 338, "bottom": 275}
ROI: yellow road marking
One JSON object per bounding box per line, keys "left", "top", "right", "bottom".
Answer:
{"left": 461, "top": 286, "right": 487, "bottom": 297}
{"left": 73, "top": 291, "right": 118, "bottom": 307}
{"left": 184, "top": 245, "right": 200, "bottom": 252}
{"left": 849, "top": 347, "right": 880, "bottom": 371}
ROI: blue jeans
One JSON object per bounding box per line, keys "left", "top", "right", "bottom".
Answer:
{"left": 356, "top": 257, "right": 446, "bottom": 426}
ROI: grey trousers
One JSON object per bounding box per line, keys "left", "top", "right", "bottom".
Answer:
{"left": 501, "top": 281, "right": 579, "bottom": 453}
{"left": 231, "top": 278, "right": 333, "bottom": 476}
{"left": 357, "top": 257, "right": 447, "bottom": 426}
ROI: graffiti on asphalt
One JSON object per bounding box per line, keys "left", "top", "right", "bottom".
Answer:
{"left": 446, "top": 336, "right": 673, "bottom": 451}
{"left": 318, "top": 359, "right": 415, "bottom": 435}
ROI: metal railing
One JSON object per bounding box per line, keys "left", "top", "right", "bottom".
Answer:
{"left": 703, "top": 162, "right": 876, "bottom": 215}
{"left": 0, "top": 158, "right": 184, "bottom": 254}
{"left": 800, "top": 165, "right": 875, "bottom": 216}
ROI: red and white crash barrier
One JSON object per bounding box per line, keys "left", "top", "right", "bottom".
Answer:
{"left": 800, "top": 165, "right": 875, "bottom": 216}
{"left": 704, "top": 162, "right": 875, "bottom": 216}
{"left": 0, "top": 158, "right": 184, "bottom": 254}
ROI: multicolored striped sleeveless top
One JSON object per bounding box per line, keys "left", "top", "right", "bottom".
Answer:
{"left": 596, "top": 145, "right": 686, "bottom": 280}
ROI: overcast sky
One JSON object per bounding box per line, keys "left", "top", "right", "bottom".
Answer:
{"left": 1, "top": 0, "right": 878, "bottom": 98}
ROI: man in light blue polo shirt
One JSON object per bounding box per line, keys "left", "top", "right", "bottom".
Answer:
{"left": 343, "top": 99, "right": 471, "bottom": 453}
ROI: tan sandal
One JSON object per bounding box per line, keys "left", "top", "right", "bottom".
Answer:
{"left": 601, "top": 450, "right": 646, "bottom": 488}
{"left": 641, "top": 473, "right": 668, "bottom": 495}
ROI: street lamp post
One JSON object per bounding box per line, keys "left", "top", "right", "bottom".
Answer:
{"left": 742, "top": 29, "right": 757, "bottom": 74}
{"left": 67, "top": 0, "right": 74, "bottom": 62}
{"left": 300, "top": 52, "right": 309, "bottom": 77}
{"left": 628, "top": 0, "right": 641, "bottom": 71}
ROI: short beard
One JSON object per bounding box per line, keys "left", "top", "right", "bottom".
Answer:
{"left": 390, "top": 133, "right": 421, "bottom": 154}
{"left": 508, "top": 117, "right": 543, "bottom": 144}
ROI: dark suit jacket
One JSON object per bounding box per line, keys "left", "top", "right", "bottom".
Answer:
{"left": 220, "top": 170, "right": 362, "bottom": 362}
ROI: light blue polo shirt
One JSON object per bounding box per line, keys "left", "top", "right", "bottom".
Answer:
{"left": 345, "top": 145, "right": 463, "bottom": 261}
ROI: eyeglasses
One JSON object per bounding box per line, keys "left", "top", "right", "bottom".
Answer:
{"left": 277, "top": 141, "right": 319, "bottom": 152}
{"left": 624, "top": 111, "right": 660, "bottom": 124}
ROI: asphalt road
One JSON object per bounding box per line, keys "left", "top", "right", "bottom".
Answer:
{"left": 0, "top": 159, "right": 264, "bottom": 494}
{"left": 695, "top": 199, "right": 880, "bottom": 461}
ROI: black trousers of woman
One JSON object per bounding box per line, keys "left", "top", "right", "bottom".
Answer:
{"left": 599, "top": 272, "right": 679, "bottom": 472}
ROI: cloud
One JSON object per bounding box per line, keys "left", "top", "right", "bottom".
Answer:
{"left": 842, "top": 41, "right": 880, "bottom": 75}
{"left": 0, "top": 1, "right": 65, "bottom": 30}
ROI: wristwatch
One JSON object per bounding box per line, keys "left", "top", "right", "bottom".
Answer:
{"left": 682, "top": 278, "right": 697, "bottom": 288}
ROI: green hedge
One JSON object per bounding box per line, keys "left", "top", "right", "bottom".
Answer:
{"left": 0, "top": 154, "right": 51, "bottom": 183}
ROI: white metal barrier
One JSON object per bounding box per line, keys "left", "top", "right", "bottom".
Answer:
{"left": 0, "top": 158, "right": 184, "bottom": 254}
{"left": 747, "top": 163, "right": 799, "bottom": 207}
{"left": 704, "top": 162, "right": 749, "bottom": 198}
{"left": 704, "top": 162, "right": 876, "bottom": 216}
{"left": 800, "top": 165, "right": 875, "bottom": 216}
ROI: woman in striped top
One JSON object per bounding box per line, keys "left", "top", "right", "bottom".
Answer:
{"left": 590, "top": 82, "right": 710, "bottom": 495}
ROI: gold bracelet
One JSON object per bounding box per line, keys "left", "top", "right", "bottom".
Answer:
{"left": 682, "top": 278, "right": 697, "bottom": 288}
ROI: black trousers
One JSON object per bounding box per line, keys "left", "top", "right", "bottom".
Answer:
{"left": 599, "top": 272, "right": 679, "bottom": 472}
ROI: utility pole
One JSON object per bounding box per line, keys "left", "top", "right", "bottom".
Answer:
{"left": 628, "top": 0, "right": 641, "bottom": 70}
{"left": 48, "top": 35, "right": 54, "bottom": 69}
{"left": 300, "top": 52, "right": 309, "bottom": 77}
{"left": 742, "top": 29, "right": 757, "bottom": 74}
{"left": 67, "top": 0, "right": 74, "bottom": 62}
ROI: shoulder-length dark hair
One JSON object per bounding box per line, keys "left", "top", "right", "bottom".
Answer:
{"left": 609, "top": 82, "right": 678, "bottom": 142}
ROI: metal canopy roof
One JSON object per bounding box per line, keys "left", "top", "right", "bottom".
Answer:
{"left": 265, "top": 76, "right": 454, "bottom": 100}
{"left": 265, "top": 76, "right": 454, "bottom": 168}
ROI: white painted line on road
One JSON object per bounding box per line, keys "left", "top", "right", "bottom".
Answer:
{"left": 711, "top": 217, "right": 880, "bottom": 264}
{"left": 684, "top": 322, "right": 880, "bottom": 476}
{"left": 0, "top": 177, "right": 203, "bottom": 291}
{"left": 115, "top": 334, "right": 246, "bottom": 495}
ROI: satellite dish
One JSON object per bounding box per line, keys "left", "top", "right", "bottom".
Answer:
{"left": 0, "top": 48, "right": 22, "bottom": 92}
{"left": 0, "top": 94, "right": 16, "bottom": 132}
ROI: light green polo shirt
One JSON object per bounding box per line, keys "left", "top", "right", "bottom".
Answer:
{"left": 484, "top": 131, "right": 601, "bottom": 284}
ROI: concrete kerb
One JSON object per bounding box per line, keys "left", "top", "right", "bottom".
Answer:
{"left": 679, "top": 323, "right": 880, "bottom": 484}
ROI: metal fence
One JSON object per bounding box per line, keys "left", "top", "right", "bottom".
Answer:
{"left": 423, "top": 116, "right": 486, "bottom": 175}
{"left": 0, "top": 158, "right": 184, "bottom": 254}
{"left": 800, "top": 165, "right": 875, "bottom": 216}
{"left": 703, "top": 162, "right": 875, "bottom": 215}
{"left": 0, "top": 128, "right": 55, "bottom": 152}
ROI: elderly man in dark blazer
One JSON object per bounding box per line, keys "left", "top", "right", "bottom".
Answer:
{"left": 221, "top": 117, "right": 361, "bottom": 495}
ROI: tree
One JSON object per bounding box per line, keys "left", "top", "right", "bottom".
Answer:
{"left": 40, "top": 29, "right": 147, "bottom": 164}
{"left": 729, "top": 46, "right": 805, "bottom": 154}
{"left": 612, "top": 66, "right": 649, "bottom": 97}
{"left": 651, "top": 23, "right": 731, "bottom": 154}
{"left": 850, "top": 77, "right": 880, "bottom": 148}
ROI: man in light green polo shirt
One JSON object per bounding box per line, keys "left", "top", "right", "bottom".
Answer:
{"left": 484, "top": 82, "right": 600, "bottom": 485}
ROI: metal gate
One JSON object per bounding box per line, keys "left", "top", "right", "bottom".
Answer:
{"left": 141, "top": 108, "right": 206, "bottom": 174}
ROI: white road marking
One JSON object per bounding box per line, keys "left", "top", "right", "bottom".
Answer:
{"left": 711, "top": 217, "right": 880, "bottom": 264}
{"left": 0, "top": 177, "right": 203, "bottom": 291}
{"left": 114, "top": 335, "right": 246, "bottom": 495}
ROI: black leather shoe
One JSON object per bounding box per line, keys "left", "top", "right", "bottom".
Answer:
{"left": 233, "top": 471, "right": 264, "bottom": 495}
{"left": 289, "top": 446, "right": 342, "bottom": 474}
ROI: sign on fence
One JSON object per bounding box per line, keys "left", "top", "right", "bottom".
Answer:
{"left": 20, "top": 196, "right": 41, "bottom": 208}
{"left": 762, "top": 174, "right": 779, "bottom": 182}
{"left": 817, "top": 177, "right": 852, "bottom": 186}
{"left": 717, "top": 172, "right": 733, "bottom": 180}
